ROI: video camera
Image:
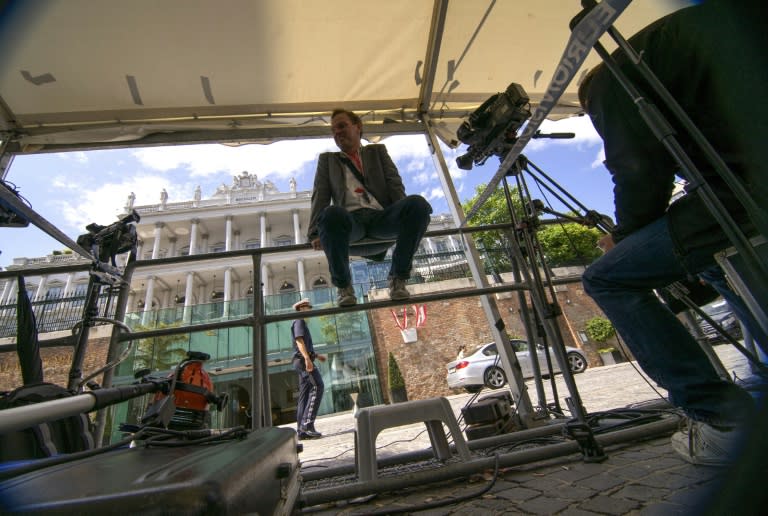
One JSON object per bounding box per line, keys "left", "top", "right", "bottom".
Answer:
{"left": 76, "top": 209, "right": 140, "bottom": 266}
{"left": 456, "top": 82, "right": 531, "bottom": 170}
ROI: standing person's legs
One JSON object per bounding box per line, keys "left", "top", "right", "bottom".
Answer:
{"left": 366, "top": 195, "right": 432, "bottom": 279}
{"left": 294, "top": 365, "right": 310, "bottom": 431}
{"left": 302, "top": 369, "right": 324, "bottom": 432}
{"left": 582, "top": 217, "right": 754, "bottom": 427}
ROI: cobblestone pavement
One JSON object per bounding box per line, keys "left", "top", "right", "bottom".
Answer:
{"left": 289, "top": 345, "right": 764, "bottom": 515}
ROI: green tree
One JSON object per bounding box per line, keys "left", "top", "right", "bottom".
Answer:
{"left": 132, "top": 322, "right": 189, "bottom": 372}
{"left": 462, "top": 183, "right": 523, "bottom": 272}
{"left": 462, "top": 183, "right": 602, "bottom": 269}
{"left": 537, "top": 222, "right": 602, "bottom": 266}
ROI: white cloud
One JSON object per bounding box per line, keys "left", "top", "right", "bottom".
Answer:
{"left": 524, "top": 116, "right": 602, "bottom": 152}
{"left": 57, "top": 151, "right": 89, "bottom": 164}
{"left": 132, "top": 139, "right": 337, "bottom": 180}
{"left": 591, "top": 147, "right": 606, "bottom": 169}
{"left": 52, "top": 174, "right": 177, "bottom": 231}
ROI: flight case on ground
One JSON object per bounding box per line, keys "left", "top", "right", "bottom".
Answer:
{"left": 0, "top": 427, "right": 300, "bottom": 515}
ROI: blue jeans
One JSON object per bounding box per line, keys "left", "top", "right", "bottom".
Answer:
{"left": 317, "top": 195, "right": 432, "bottom": 287}
{"left": 582, "top": 216, "right": 754, "bottom": 426}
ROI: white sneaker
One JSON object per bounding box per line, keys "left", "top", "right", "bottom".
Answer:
{"left": 670, "top": 420, "right": 742, "bottom": 466}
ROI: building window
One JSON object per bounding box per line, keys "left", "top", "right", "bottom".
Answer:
{"left": 179, "top": 246, "right": 190, "bottom": 256}
{"left": 210, "top": 242, "right": 226, "bottom": 253}
{"left": 435, "top": 239, "right": 449, "bottom": 253}
{"left": 45, "top": 286, "right": 63, "bottom": 299}
{"left": 274, "top": 235, "right": 292, "bottom": 247}
{"left": 244, "top": 239, "right": 261, "bottom": 249}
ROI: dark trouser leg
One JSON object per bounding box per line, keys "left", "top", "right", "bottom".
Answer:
{"left": 582, "top": 217, "right": 754, "bottom": 427}
{"left": 301, "top": 368, "right": 324, "bottom": 429}
{"left": 366, "top": 195, "right": 432, "bottom": 279}
{"left": 317, "top": 206, "right": 365, "bottom": 287}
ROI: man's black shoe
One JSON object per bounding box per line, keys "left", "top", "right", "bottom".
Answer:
{"left": 298, "top": 430, "right": 322, "bottom": 440}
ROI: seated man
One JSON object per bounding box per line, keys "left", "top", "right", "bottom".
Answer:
{"left": 579, "top": 0, "right": 765, "bottom": 466}
{"left": 308, "top": 109, "right": 432, "bottom": 306}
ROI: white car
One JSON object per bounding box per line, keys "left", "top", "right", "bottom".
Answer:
{"left": 446, "top": 340, "right": 588, "bottom": 393}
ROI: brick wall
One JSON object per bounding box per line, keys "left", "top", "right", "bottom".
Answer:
{"left": 368, "top": 279, "right": 612, "bottom": 402}
{"left": 0, "top": 334, "right": 111, "bottom": 392}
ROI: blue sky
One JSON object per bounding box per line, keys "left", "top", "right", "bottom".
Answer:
{"left": 0, "top": 116, "right": 614, "bottom": 269}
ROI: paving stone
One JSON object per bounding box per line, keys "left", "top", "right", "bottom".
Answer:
{"left": 613, "top": 448, "right": 661, "bottom": 461}
{"left": 580, "top": 494, "right": 641, "bottom": 515}
{"left": 517, "top": 495, "right": 574, "bottom": 515}
{"left": 613, "top": 464, "right": 658, "bottom": 480}
{"left": 614, "top": 483, "right": 670, "bottom": 501}
{"left": 635, "top": 472, "right": 700, "bottom": 490}
{"left": 493, "top": 485, "right": 541, "bottom": 502}
{"left": 557, "top": 509, "right": 603, "bottom": 516}
{"left": 577, "top": 472, "right": 627, "bottom": 491}
{"left": 546, "top": 484, "right": 596, "bottom": 500}
{"left": 638, "top": 501, "right": 690, "bottom": 516}
{"left": 549, "top": 462, "right": 607, "bottom": 483}
{"left": 521, "top": 476, "right": 565, "bottom": 491}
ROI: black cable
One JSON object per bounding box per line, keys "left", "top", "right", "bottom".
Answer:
{"left": 347, "top": 454, "right": 502, "bottom": 516}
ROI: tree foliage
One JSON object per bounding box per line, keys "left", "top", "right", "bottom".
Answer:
{"left": 462, "top": 183, "right": 602, "bottom": 269}
{"left": 585, "top": 316, "right": 616, "bottom": 343}
{"left": 132, "top": 322, "right": 189, "bottom": 372}
{"left": 387, "top": 352, "right": 405, "bottom": 389}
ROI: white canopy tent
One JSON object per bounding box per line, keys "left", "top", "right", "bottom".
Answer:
{"left": 0, "top": 0, "right": 687, "bottom": 155}
{"left": 0, "top": 0, "right": 695, "bottom": 442}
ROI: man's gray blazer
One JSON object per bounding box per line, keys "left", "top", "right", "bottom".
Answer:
{"left": 307, "top": 144, "right": 406, "bottom": 242}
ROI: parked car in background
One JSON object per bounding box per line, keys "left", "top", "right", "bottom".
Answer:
{"left": 694, "top": 299, "right": 742, "bottom": 343}
{"left": 446, "top": 340, "right": 588, "bottom": 393}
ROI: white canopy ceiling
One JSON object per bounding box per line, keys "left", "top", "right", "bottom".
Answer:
{"left": 0, "top": 0, "right": 688, "bottom": 154}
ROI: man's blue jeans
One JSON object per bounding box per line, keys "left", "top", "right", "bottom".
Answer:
{"left": 582, "top": 216, "right": 754, "bottom": 427}
{"left": 317, "top": 195, "right": 432, "bottom": 288}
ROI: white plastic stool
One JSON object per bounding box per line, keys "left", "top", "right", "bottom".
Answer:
{"left": 354, "top": 397, "right": 471, "bottom": 481}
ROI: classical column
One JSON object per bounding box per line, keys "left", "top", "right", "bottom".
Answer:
{"left": 183, "top": 272, "right": 194, "bottom": 323}
{"left": 34, "top": 275, "right": 48, "bottom": 301}
{"left": 223, "top": 267, "right": 233, "bottom": 317}
{"left": 261, "top": 263, "right": 271, "bottom": 296}
{"left": 234, "top": 230, "right": 241, "bottom": 251}
{"left": 425, "top": 237, "right": 437, "bottom": 254}
{"left": 292, "top": 209, "right": 302, "bottom": 244}
{"left": 201, "top": 234, "right": 209, "bottom": 255}
{"left": 4, "top": 280, "right": 18, "bottom": 306}
{"left": 0, "top": 279, "right": 11, "bottom": 305}
{"left": 141, "top": 276, "right": 156, "bottom": 325}
{"left": 225, "top": 215, "right": 233, "bottom": 251}
{"left": 63, "top": 272, "right": 75, "bottom": 296}
{"left": 189, "top": 218, "right": 200, "bottom": 255}
{"left": 297, "top": 258, "right": 306, "bottom": 293}
{"left": 151, "top": 223, "right": 164, "bottom": 259}
{"left": 259, "top": 212, "right": 267, "bottom": 248}
{"left": 136, "top": 239, "right": 144, "bottom": 260}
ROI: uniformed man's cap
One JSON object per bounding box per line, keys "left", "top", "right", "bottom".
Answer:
{"left": 293, "top": 298, "right": 312, "bottom": 310}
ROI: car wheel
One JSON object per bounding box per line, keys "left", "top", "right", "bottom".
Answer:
{"left": 465, "top": 386, "right": 482, "bottom": 394}
{"left": 483, "top": 366, "right": 506, "bottom": 389}
{"left": 567, "top": 352, "right": 587, "bottom": 374}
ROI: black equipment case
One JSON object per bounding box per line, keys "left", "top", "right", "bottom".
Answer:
{"left": 0, "top": 427, "right": 300, "bottom": 515}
